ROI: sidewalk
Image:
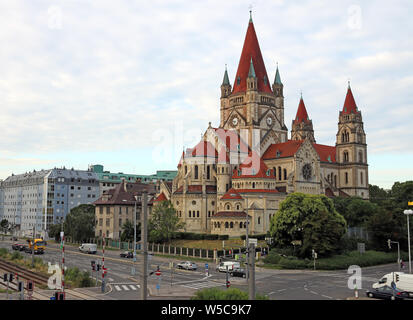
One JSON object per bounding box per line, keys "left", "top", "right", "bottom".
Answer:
{"left": 147, "top": 283, "right": 195, "bottom": 299}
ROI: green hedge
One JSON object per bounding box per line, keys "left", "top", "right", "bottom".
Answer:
{"left": 240, "top": 234, "right": 267, "bottom": 240}
{"left": 171, "top": 232, "right": 229, "bottom": 241}
{"left": 264, "top": 250, "right": 408, "bottom": 270}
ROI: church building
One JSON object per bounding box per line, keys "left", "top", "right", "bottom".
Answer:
{"left": 156, "top": 13, "right": 369, "bottom": 236}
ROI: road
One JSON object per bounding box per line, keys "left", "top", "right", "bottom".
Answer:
{"left": 0, "top": 238, "right": 402, "bottom": 300}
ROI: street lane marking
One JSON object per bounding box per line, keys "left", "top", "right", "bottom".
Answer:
{"left": 122, "top": 285, "right": 130, "bottom": 291}
{"left": 114, "top": 285, "right": 121, "bottom": 291}
{"left": 130, "top": 285, "right": 137, "bottom": 290}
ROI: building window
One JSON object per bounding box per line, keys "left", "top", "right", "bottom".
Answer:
{"left": 230, "top": 222, "right": 233, "bottom": 228}
{"left": 345, "top": 172, "right": 349, "bottom": 184}
{"left": 360, "top": 172, "right": 363, "bottom": 185}
{"left": 207, "top": 165, "right": 210, "bottom": 180}
{"left": 343, "top": 151, "right": 349, "bottom": 163}
{"left": 258, "top": 217, "right": 261, "bottom": 224}
{"left": 197, "top": 211, "right": 199, "bottom": 217}
{"left": 194, "top": 165, "right": 199, "bottom": 179}
{"left": 189, "top": 211, "right": 192, "bottom": 217}
{"left": 283, "top": 169, "right": 287, "bottom": 180}
{"left": 278, "top": 167, "right": 282, "bottom": 181}
{"left": 225, "top": 222, "right": 229, "bottom": 228}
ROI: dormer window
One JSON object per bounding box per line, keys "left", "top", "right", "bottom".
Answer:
{"left": 237, "top": 76, "right": 241, "bottom": 85}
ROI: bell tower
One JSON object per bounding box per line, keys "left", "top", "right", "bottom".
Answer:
{"left": 336, "top": 82, "right": 369, "bottom": 199}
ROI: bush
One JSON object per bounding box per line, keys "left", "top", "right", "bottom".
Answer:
{"left": 11, "top": 251, "right": 23, "bottom": 261}
{"left": 191, "top": 287, "right": 267, "bottom": 300}
{"left": 0, "top": 248, "right": 8, "bottom": 258}
{"left": 65, "top": 267, "right": 94, "bottom": 288}
{"left": 218, "top": 235, "right": 229, "bottom": 240}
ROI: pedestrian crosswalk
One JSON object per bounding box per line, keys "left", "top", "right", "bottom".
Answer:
{"left": 180, "top": 280, "right": 226, "bottom": 290}
{"left": 112, "top": 283, "right": 140, "bottom": 292}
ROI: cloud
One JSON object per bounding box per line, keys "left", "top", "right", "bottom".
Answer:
{"left": 0, "top": 1, "right": 411, "bottom": 187}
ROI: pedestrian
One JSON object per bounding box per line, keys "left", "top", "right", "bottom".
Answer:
{"left": 401, "top": 259, "right": 405, "bottom": 269}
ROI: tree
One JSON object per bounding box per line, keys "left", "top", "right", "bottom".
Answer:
{"left": 48, "top": 224, "right": 63, "bottom": 242}
{"left": 333, "top": 196, "right": 378, "bottom": 227}
{"left": 148, "top": 200, "right": 185, "bottom": 243}
{"left": 1, "top": 219, "right": 9, "bottom": 240}
{"left": 120, "top": 220, "right": 141, "bottom": 242}
{"left": 270, "top": 193, "right": 347, "bottom": 258}
{"left": 63, "top": 204, "right": 96, "bottom": 242}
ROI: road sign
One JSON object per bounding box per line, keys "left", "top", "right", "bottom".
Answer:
{"left": 155, "top": 270, "right": 161, "bottom": 276}
{"left": 409, "top": 202, "right": 413, "bottom": 206}
{"left": 205, "top": 263, "right": 209, "bottom": 269}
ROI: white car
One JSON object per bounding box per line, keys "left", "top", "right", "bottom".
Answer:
{"left": 216, "top": 261, "right": 240, "bottom": 272}
{"left": 177, "top": 261, "right": 197, "bottom": 270}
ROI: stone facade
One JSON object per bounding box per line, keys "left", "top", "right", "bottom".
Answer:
{"left": 160, "top": 16, "right": 369, "bottom": 237}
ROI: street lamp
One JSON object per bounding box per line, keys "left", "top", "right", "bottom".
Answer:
{"left": 403, "top": 209, "right": 413, "bottom": 274}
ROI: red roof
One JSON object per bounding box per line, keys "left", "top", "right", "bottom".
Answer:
{"left": 217, "top": 146, "right": 230, "bottom": 164}
{"left": 263, "top": 140, "right": 336, "bottom": 163}
{"left": 177, "top": 151, "right": 185, "bottom": 168}
{"left": 221, "top": 188, "right": 243, "bottom": 200}
{"left": 342, "top": 86, "right": 360, "bottom": 114}
{"left": 191, "top": 141, "right": 218, "bottom": 158}
{"left": 313, "top": 144, "right": 336, "bottom": 163}
{"left": 262, "top": 140, "right": 303, "bottom": 160}
{"left": 293, "top": 97, "right": 310, "bottom": 124}
{"left": 232, "top": 151, "right": 275, "bottom": 179}
{"left": 154, "top": 192, "right": 167, "bottom": 202}
{"left": 232, "top": 19, "right": 272, "bottom": 94}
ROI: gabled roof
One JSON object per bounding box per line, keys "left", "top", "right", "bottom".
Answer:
{"left": 274, "top": 65, "right": 282, "bottom": 85}
{"left": 232, "top": 151, "right": 275, "bottom": 179}
{"left": 221, "top": 188, "right": 243, "bottom": 200}
{"left": 191, "top": 141, "right": 218, "bottom": 158}
{"left": 293, "top": 97, "right": 310, "bottom": 124}
{"left": 313, "top": 144, "right": 336, "bottom": 163}
{"left": 262, "top": 140, "right": 337, "bottom": 163}
{"left": 93, "top": 181, "right": 156, "bottom": 205}
{"left": 262, "top": 140, "right": 303, "bottom": 160}
{"left": 342, "top": 85, "right": 360, "bottom": 115}
{"left": 232, "top": 18, "right": 272, "bottom": 94}
{"left": 154, "top": 192, "right": 167, "bottom": 202}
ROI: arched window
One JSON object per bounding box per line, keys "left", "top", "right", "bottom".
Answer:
{"left": 359, "top": 151, "right": 363, "bottom": 163}
{"left": 226, "top": 204, "right": 230, "bottom": 210}
{"left": 258, "top": 217, "right": 261, "bottom": 225}
{"left": 334, "top": 175, "right": 337, "bottom": 187}
{"left": 230, "top": 222, "right": 234, "bottom": 228}
{"left": 225, "top": 222, "right": 229, "bottom": 228}
{"left": 252, "top": 182, "right": 255, "bottom": 189}
{"left": 343, "top": 151, "right": 349, "bottom": 163}
{"left": 273, "top": 167, "right": 276, "bottom": 179}
{"left": 194, "top": 165, "right": 199, "bottom": 179}
{"left": 360, "top": 172, "right": 363, "bottom": 185}
{"left": 278, "top": 167, "right": 282, "bottom": 181}
{"left": 189, "top": 211, "right": 191, "bottom": 217}
{"left": 239, "top": 222, "right": 243, "bottom": 229}
{"left": 283, "top": 169, "right": 287, "bottom": 180}
{"left": 197, "top": 211, "right": 199, "bottom": 217}
{"left": 207, "top": 165, "right": 210, "bottom": 179}
{"left": 345, "top": 172, "right": 349, "bottom": 184}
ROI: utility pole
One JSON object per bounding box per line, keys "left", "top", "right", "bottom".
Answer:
{"left": 248, "top": 242, "right": 255, "bottom": 300}
{"left": 245, "top": 197, "right": 249, "bottom": 281}
{"left": 141, "top": 191, "right": 148, "bottom": 300}
{"left": 133, "top": 195, "right": 138, "bottom": 276}
{"left": 31, "top": 226, "right": 35, "bottom": 267}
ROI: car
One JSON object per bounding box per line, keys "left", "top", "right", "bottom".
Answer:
{"left": 366, "top": 285, "right": 412, "bottom": 300}
{"left": 79, "top": 243, "right": 97, "bottom": 254}
{"left": 230, "top": 267, "right": 246, "bottom": 278}
{"left": 12, "top": 243, "right": 26, "bottom": 251}
{"left": 177, "top": 261, "right": 197, "bottom": 270}
{"left": 120, "top": 251, "right": 134, "bottom": 258}
{"left": 216, "top": 261, "right": 240, "bottom": 272}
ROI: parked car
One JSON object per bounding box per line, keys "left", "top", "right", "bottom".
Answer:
{"left": 79, "top": 243, "right": 97, "bottom": 254}
{"left": 366, "top": 285, "right": 412, "bottom": 300}
{"left": 230, "top": 267, "right": 246, "bottom": 278}
{"left": 216, "top": 261, "right": 240, "bottom": 272}
{"left": 177, "top": 261, "right": 197, "bottom": 270}
{"left": 120, "top": 251, "right": 134, "bottom": 258}
{"left": 12, "top": 243, "right": 26, "bottom": 251}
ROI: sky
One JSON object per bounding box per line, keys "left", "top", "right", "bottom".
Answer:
{"left": 0, "top": 0, "right": 412, "bottom": 189}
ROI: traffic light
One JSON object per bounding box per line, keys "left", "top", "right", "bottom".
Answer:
{"left": 396, "top": 274, "right": 400, "bottom": 282}
{"left": 96, "top": 264, "right": 100, "bottom": 271}
{"left": 226, "top": 280, "right": 231, "bottom": 288}
{"left": 9, "top": 273, "right": 13, "bottom": 282}
{"left": 27, "top": 281, "right": 34, "bottom": 291}
{"left": 3, "top": 274, "right": 7, "bottom": 282}
{"left": 91, "top": 261, "right": 96, "bottom": 271}
{"left": 18, "top": 281, "right": 24, "bottom": 292}
{"left": 388, "top": 239, "right": 391, "bottom": 249}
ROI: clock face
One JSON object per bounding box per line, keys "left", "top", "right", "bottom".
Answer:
{"left": 302, "top": 163, "right": 312, "bottom": 180}
{"left": 267, "top": 117, "right": 273, "bottom": 126}
{"left": 232, "top": 117, "right": 238, "bottom": 126}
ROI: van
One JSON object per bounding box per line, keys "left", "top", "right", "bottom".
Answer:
{"left": 216, "top": 261, "right": 240, "bottom": 272}
{"left": 373, "top": 272, "right": 413, "bottom": 292}
{"left": 79, "top": 243, "right": 97, "bottom": 254}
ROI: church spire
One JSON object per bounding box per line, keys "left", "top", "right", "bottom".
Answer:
{"left": 222, "top": 65, "right": 230, "bottom": 85}
{"left": 274, "top": 63, "right": 282, "bottom": 85}
{"left": 232, "top": 14, "right": 272, "bottom": 94}
{"left": 291, "top": 95, "right": 315, "bottom": 142}
{"left": 342, "top": 83, "right": 359, "bottom": 114}
{"left": 248, "top": 58, "right": 256, "bottom": 78}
